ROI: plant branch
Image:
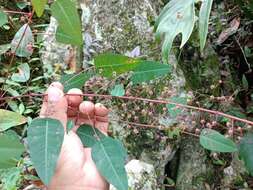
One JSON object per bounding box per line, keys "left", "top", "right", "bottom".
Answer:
{"left": 1, "top": 92, "right": 253, "bottom": 126}
{"left": 110, "top": 119, "right": 200, "bottom": 137}
{"left": 3, "top": 10, "right": 30, "bottom": 15}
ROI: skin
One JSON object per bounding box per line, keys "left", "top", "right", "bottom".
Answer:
{"left": 40, "top": 82, "right": 109, "bottom": 190}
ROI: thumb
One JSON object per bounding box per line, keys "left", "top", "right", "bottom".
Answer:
{"left": 40, "top": 82, "right": 68, "bottom": 129}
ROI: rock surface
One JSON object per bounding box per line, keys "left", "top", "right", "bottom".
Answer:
{"left": 110, "top": 159, "right": 159, "bottom": 190}
{"left": 41, "top": 17, "right": 75, "bottom": 71}
{"left": 176, "top": 136, "right": 215, "bottom": 190}
{"left": 221, "top": 154, "right": 249, "bottom": 190}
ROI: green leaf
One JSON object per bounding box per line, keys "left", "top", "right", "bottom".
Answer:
{"left": 11, "top": 24, "right": 34, "bottom": 57}
{"left": 51, "top": 0, "right": 82, "bottom": 46}
{"left": 199, "top": 0, "right": 214, "bottom": 51}
{"left": 31, "top": 0, "right": 47, "bottom": 17}
{"left": 200, "top": 129, "right": 238, "bottom": 152}
{"left": 0, "top": 134, "right": 25, "bottom": 169}
{"left": 92, "top": 137, "right": 128, "bottom": 190}
{"left": 66, "top": 120, "right": 74, "bottom": 133}
{"left": 131, "top": 61, "right": 171, "bottom": 84}
{"left": 110, "top": 84, "right": 125, "bottom": 96}
{"left": 11, "top": 63, "right": 30, "bottom": 83}
{"left": 77, "top": 125, "right": 106, "bottom": 147}
{"left": 0, "top": 10, "right": 8, "bottom": 27}
{"left": 27, "top": 118, "right": 65, "bottom": 185}
{"left": 94, "top": 53, "right": 140, "bottom": 78}
{"left": 155, "top": 0, "right": 195, "bottom": 62}
{"left": 0, "top": 109, "right": 27, "bottom": 132}
{"left": 60, "top": 72, "right": 92, "bottom": 92}
{"left": 239, "top": 133, "right": 253, "bottom": 176}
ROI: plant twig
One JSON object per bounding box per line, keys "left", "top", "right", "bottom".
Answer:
{"left": 3, "top": 10, "right": 30, "bottom": 15}
{"left": 110, "top": 119, "right": 199, "bottom": 137}
{"left": 1, "top": 93, "right": 253, "bottom": 126}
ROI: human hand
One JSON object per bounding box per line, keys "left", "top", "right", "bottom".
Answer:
{"left": 40, "top": 82, "right": 109, "bottom": 190}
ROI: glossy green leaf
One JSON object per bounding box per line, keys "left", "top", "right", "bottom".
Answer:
{"left": 110, "top": 84, "right": 125, "bottom": 96}
{"left": 0, "top": 109, "right": 27, "bottom": 132}
{"left": 66, "top": 120, "right": 74, "bottom": 133}
{"left": 27, "top": 118, "right": 65, "bottom": 185}
{"left": 199, "top": 0, "right": 214, "bottom": 51}
{"left": 77, "top": 125, "right": 106, "bottom": 147}
{"left": 51, "top": 0, "right": 82, "bottom": 46}
{"left": 92, "top": 137, "right": 128, "bottom": 190}
{"left": 60, "top": 72, "right": 92, "bottom": 92}
{"left": 155, "top": 0, "right": 195, "bottom": 62}
{"left": 200, "top": 129, "right": 238, "bottom": 152}
{"left": 239, "top": 133, "right": 253, "bottom": 176}
{"left": 11, "top": 24, "right": 34, "bottom": 57}
{"left": 0, "top": 134, "right": 25, "bottom": 169}
{"left": 31, "top": 0, "right": 47, "bottom": 17}
{"left": 11, "top": 63, "right": 30, "bottom": 82}
{"left": 94, "top": 53, "right": 140, "bottom": 78}
{"left": 131, "top": 61, "right": 171, "bottom": 84}
{"left": 0, "top": 10, "right": 8, "bottom": 27}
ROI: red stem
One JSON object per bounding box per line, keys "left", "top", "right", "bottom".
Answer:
{"left": 1, "top": 92, "right": 253, "bottom": 126}
{"left": 3, "top": 10, "right": 30, "bottom": 15}
{"left": 111, "top": 119, "right": 200, "bottom": 137}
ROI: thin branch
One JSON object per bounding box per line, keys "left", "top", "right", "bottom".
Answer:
{"left": 1, "top": 92, "right": 253, "bottom": 126}
{"left": 111, "top": 119, "right": 199, "bottom": 137}
{"left": 3, "top": 10, "right": 30, "bottom": 15}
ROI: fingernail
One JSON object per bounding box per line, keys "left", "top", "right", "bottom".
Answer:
{"left": 48, "top": 87, "right": 63, "bottom": 102}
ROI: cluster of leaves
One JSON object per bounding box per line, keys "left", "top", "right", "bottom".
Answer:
{"left": 155, "top": 0, "right": 214, "bottom": 61}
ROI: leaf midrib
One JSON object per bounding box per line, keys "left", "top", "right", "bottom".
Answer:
{"left": 45, "top": 120, "right": 49, "bottom": 183}
{"left": 96, "top": 62, "right": 138, "bottom": 68}
{"left": 55, "top": 1, "right": 77, "bottom": 36}
{"left": 99, "top": 141, "right": 125, "bottom": 190}
{"left": 133, "top": 67, "right": 170, "bottom": 74}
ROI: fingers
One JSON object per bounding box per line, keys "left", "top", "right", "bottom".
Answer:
{"left": 76, "top": 101, "right": 109, "bottom": 134}
{"left": 95, "top": 103, "right": 108, "bottom": 117}
{"left": 40, "top": 82, "right": 68, "bottom": 128}
{"left": 79, "top": 101, "right": 95, "bottom": 126}
{"left": 94, "top": 103, "right": 109, "bottom": 134}
{"left": 66, "top": 88, "right": 83, "bottom": 117}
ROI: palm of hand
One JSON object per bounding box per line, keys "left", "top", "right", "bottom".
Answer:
{"left": 41, "top": 83, "right": 109, "bottom": 190}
